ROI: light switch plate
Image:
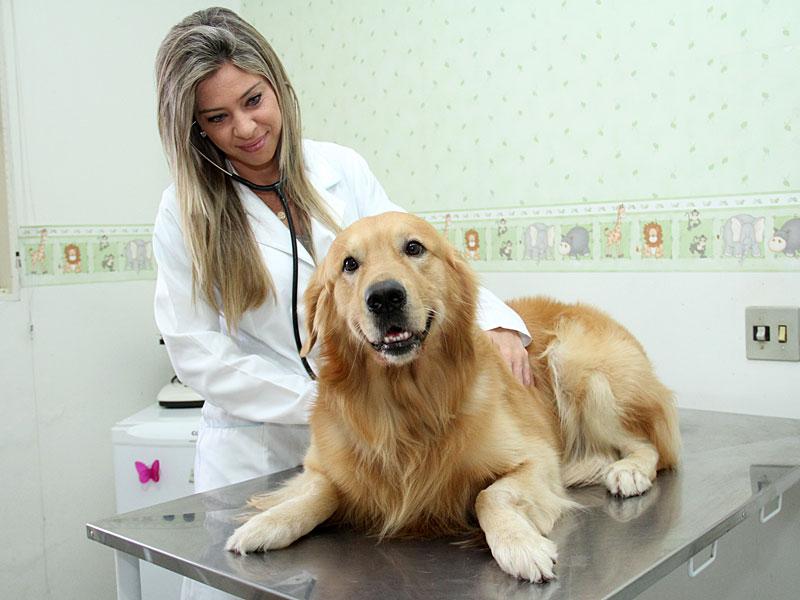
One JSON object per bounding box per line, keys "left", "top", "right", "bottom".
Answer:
{"left": 745, "top": 306, "right": 800, "bottom": 361}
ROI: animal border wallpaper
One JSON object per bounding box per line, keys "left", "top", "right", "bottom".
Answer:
{"left": 16, "top": 1, "right": 799, "bottom": 285}
{"left": 18, "top": 225, "right": 156, "bottom": 286}
{"left": 430, "top": 195, "right": 798, "bottom": 271}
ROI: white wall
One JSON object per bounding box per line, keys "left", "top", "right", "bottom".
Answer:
{"left": 0, "top": 294, "right": 44, "bottom": 597}
{"left": 0, "top": 1, "right": 237, "bottom": 599}
{"left": 482, "top": 271, "right": 800, "bottom": 419}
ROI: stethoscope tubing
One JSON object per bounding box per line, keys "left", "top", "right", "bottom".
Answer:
{"left": 191, "top": 140, "right": 317, "bottom": 380}
{"left": 268, "top": 181, "right": 317, "bottom": 381}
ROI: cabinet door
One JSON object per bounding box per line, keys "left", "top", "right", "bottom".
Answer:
{"left": 750, "top": 480, "right": 800, "bottom": 598}
{"left": 113, "top": 444, "right": 196, "bottom": 513}
{"left": 638, "top": 481, "right": 800, "bottom": 599}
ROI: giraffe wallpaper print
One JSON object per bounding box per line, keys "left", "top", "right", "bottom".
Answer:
{"left": 16, "top": 1, "right": 799, "bottom": 285}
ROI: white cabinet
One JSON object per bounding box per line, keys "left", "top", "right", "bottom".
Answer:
{"left": 112, "top": 404, "right": 201, "bottom": 600}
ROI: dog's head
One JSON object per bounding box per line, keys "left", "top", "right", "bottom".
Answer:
{"left": 302, "top": 212, "right": 477, "bottom": 367}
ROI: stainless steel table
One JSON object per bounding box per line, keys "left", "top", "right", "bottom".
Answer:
{"left": 87, "top": 409, "right": 800, "bottom": 599}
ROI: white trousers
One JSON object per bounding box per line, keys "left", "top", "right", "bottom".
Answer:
{"left": 181, "top": 405, "right": 310, "bottom": 600}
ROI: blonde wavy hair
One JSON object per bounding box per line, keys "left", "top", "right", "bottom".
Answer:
{"left": 156, "top": 6, "right": 339, "bottom": 330}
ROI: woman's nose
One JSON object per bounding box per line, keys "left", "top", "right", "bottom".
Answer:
{"left": 232, "top": 113, "right": 257, "bottom": 139}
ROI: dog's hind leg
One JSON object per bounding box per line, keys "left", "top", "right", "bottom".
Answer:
{"left": 603, "top": 438, "right": 659, "bottom": 497}
{"left": 547, "top": 331, "right": 669, "bottom": 498}
{"left": 582, "top": 373, "right": 660, "bottom": 497}
{"left": 554, "top": 366, "right": 659, "bottom": 497}
{"left": 475, "top": 446, "right": 576, "bottom": 583}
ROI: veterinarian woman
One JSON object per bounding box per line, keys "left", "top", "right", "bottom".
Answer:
{"left": 153, "top": 7, "right": 531, "bottom": 597}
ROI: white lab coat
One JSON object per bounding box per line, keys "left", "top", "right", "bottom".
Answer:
{"left": 154, "top": 139, "right": 530, "bottom": 492}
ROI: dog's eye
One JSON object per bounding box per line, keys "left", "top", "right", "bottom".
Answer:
{"left": 405, "top": 240, "right": 425, "bottom": 256}
{"left": 343, "top": 256, "right": 359, "bottom": 272}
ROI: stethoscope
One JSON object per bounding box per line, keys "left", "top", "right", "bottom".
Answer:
{"left": 191, "top": 124, "right": 316, "bottom": 380}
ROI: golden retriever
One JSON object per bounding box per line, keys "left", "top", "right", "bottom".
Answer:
{"left": 226, "top": 212, "right": 680, "bottom": 582}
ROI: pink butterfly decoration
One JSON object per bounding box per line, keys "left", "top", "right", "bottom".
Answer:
{"left": 134, "top": 460, "right": 160, "bottom": 484}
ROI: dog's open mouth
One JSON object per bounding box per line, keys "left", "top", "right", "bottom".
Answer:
{"left": 369, "top": 312, "right": 434, "bottom": 357}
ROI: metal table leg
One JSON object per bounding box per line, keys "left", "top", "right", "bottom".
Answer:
{"left": 114, "top": 551, "right": 142, "bottom": 600}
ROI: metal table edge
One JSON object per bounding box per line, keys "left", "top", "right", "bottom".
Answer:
{"left": 86, "top": 523, "right": 297, "bottom": 600}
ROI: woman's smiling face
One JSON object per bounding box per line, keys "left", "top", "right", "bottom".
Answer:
{"left": 195, "top": 62, "right": 283, "bottom": 185}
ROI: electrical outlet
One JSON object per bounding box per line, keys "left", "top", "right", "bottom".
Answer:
{"left": 745, "top": 306, "right": 800, "bottom": 361}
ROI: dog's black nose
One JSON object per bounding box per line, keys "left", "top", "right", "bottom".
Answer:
{"left": 365, "top": 280, "right": 406, "bottom": 314}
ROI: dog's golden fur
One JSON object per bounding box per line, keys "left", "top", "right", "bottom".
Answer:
{"left": 226, "top": 212, "right": 680, "bottom": 582}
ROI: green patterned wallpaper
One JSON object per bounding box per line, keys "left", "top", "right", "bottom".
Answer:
{"left": 244, "top": 0, "right": 799, "bottom": 272}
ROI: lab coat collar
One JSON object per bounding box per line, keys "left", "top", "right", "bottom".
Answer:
{"left": 303, "top": 139, "right": 341, "bottom": 192}
{"left": 303, "top": 139, "right": 346, "bottom": 225}
{"left": 235, "top": 181, "right": 316, "bottom": 266}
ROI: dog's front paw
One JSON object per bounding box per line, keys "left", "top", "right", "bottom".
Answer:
{"left": 225, "top": 510, "right": 303, "bottom": 555}
{"left": 604, "top": 463, "right": 652, "bottom": 497}
{"left": 486, "top": 529, "right": 558, "bottom": 583}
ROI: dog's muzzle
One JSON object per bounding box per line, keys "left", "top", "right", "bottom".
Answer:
{"left": 364, "top": 280, "right": 433, "bottom": 357}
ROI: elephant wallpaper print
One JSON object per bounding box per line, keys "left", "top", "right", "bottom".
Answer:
{"left": 522, "top": 223, "right": 557, "bottom": 262}
{"left": 721, "top": 215, "right": 766, "bottom": 260}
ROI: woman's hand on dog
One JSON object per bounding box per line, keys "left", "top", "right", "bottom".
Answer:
{"left": 486, "top": 328, "right": 533, "bottom": 387}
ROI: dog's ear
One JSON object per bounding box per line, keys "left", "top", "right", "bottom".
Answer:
{"left": 300, "top": 270, "right": 332, "bottom": 358}
{"left": 445, "top": 242, "right": 477, "bottom": 288}
{"left": 445, "top": 243, "right": 478, "bottom": 316}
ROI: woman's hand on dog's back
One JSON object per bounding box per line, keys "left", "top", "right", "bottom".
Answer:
{"left": 486, "top": 327, "right": 533, "bottom": 387}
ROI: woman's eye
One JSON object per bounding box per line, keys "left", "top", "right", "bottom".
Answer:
{"left": 247, "top": 94, "right": 262, "bottom": 106}
{"left": 405, "top": 240, "right": 425, "bottom": 256}
{"left": 343, "top": 257, "right": 359, "bottom": 272}
{"left": 207, "top": 114, "right": 224, "bottom": 124}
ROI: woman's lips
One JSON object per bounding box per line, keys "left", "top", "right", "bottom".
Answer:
{"left": 238, "top": 135, "right": 266, "bottom": 153}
